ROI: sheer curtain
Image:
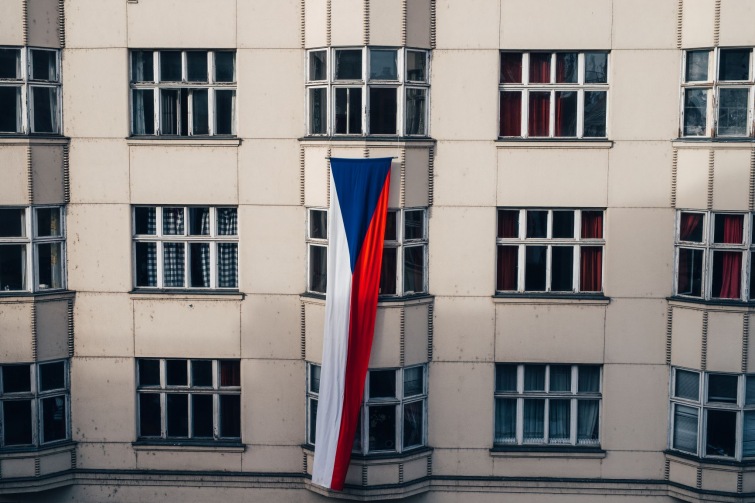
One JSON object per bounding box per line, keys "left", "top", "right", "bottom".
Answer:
{"left": 577, "top": 400, "right": 599, "bottom": 444}
{"left": 549, "top": 399, "right": 570, "bottom": 443}
{"left": 523, "top": 399, "right": 545, "bottom": 442}
{"left": 495, "top": 398, "right": 516, "bottom": 444}
{"left": 672, "top": 405, "right": 698, "bottom": 452}
{"left": 744, "top": 412, "right": 755, "bottom": 457}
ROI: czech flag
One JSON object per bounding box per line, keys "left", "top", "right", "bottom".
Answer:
{"left": 312, "top": 157, "right": 392, "bottom": 490}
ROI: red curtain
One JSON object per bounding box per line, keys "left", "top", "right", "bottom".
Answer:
{"left": 528, "top": 92, "right": 549, "bottom": 136}
{"left": 500, "top": 52, "right": 522, "bottom": 83}
{"left": 497, "top": 210, "right": 519, "bottom": 238}
{"left": 529, "top": 53, "right": 550, "bottom": 83}
{"left": 220, "top": 361, "right": 240, "bottom": 387}
{"left": 719, "top": 214, "right": 743, "bottom": 244}
{"left": 580, "top": 247, "right": 602, "bottom": 292}
{"left": 679, "top": 213, "right": 703, "bottom": 241}
{"left": 497, "top": 246, "right": 518, "bottom": 291}
{"left": 717, "top": 252, "right": 742, "bottom": 299}
{"left": 500, "top": 92, "right": 522, "bottom": 136}
{"left": 581, "top": 211, "right": 603, "bottom": 239}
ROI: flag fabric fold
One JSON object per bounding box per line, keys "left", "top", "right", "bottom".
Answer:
{"left": 311, "top": 157, "right": 392, "bottom": 491}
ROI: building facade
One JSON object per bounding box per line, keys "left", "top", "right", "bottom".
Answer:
{"left": 0, "top": 0, "right": 754, "bottom": 502}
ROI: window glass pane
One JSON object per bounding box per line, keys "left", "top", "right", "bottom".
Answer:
{"left": 677, "top": 248, "right": 703, "bottom": 297}
{"left": 528, "top": 91, "right": 550, "bottom": 136}
{"left": 36, "top": 208, "right": 61, "bottom": 237}
{"left": 525, "top": 246, "right": 546, "bottom": 291}
{"left": 719, "top": 49, "right": 750, "bottom": 81}
{"left": 529, "top": 53, "right": 551, "bottom": 83}
{"left": 584, "top": 52, "right": 608, "bottom": 83}
{"left": 310, "top": 365, "right": 321, "bottom": 394}
{"left": 309, "top": 50, "right": 327, "bottom": 81}
{"left": 39, "top": 361, "right": 65, "bottom": 391}
{"left": 215, "top": 52, "right": 235, "bottom": 82}
{"left": 403, "top": 246, "right": 425, "bottom": 294}
{"left": 403, "top": 367, "right": 424, "bottom": 397}
{"left": 497, "top": 210, "right": 519, "bottom": 239}
{"left": 526, "top": 210, "right": 547, "bottom": 238}
{"left": 192, "top": 394, "right": 213, "bottom": 437}
{"left": 714, "top": 213, "right": 744, "bottom": 243}
{"left": 578, "top": 366, "right": 600, "bottom": 393}
{"left": 37, "top": 242, "right": 63, "bottom": 290}
{"left": 0, "top": 209, "right": 24, "bottom": 237}
{"left": 220, "top": 360, "right": 240, "bottom": 387}
{"left": 551, "top": 246, "right": 574, "bottom": 292}
{"left": 744, "top": 411, "right": 755, "bottom": 457}
{"left": 139, "top": 360, "right": 160, "bottom": 387}
{"left": 310, "top": 210, "right": 327, "bottom": 239}
{"left": 31, "top": 50, "right": 57, "bottom": 81}
{"left": 555, "top": 91, "right": 577, "bottom": 136}
{"left": 549, "top": 365, "right": 571, "bottom": 392}
{"left": 163, "top": 243, "right": 185, "bottom": 287}
{"left": 0, "top": 48, "right": 20, "bottom": 79}
{"left": 187, "top": 208, "right": 210, "bottom": 236}
{"left": 523, "top": 399, "right": 545, "bottom": 442}
{"left": 577, "top": 400, "right": 600, "bottom": 443}
{"left": 4, "top": 400, "right": 32, "bottom": 445}
{"left": 135, "top": 242, "right": 157, "bottom": 287}
{"left": 672, "top": 404, "right": 698, "bottom": 453}
{"left": 166, "top": 360, "right": 188, "bottom": 386}
{"left": 385, "top": 210, "right": 398, "bottom": 241}
{"left": 495, "top": 398, "right": 517, "bottom": 443}
{"left": 710, "top": 251, "right": 742, "bottom": 299}
{"left": 191, "top": 89, "right": 209, "bottom": 135}
{"left": 369, "top": 370, "right": 396, "bottom": 398}
{"left": 215, "top": 90, "right": 235, "bottom": 135}
{"left": 132, "top": 89, "right": 155, "bottom": 135}
{"left": 683, "top": 89, "right": 707, "bottom": 136}
{"left": 167, "top": 393, "right": 189, "bottom": 437}
{"left": 524, "top": 365, "right": 545, "bottom": 391}
{"left": 218, "top": 243, "right": 238, "bottom": 288}
{"left": 186, "top": 51, "right": 208, "bottom": 82}
{"left": 163, "top": 208, "right": 184, "bottom": 235}
{"left": 718, "top": 88, "right": 749, "bottom": 136}
{"left": 552, "top": 211, "right": 574, "bottom": 238}
{"left": 139, "top": 393, "right": 161, "bottom": 437}
{"left": 131, "top": 50, "right": 154, "bottom": 82}
{"left": 500, "top": 52, "right": 522, "bottom": 84}
{"left": 707, "top": 374, "right": 738, "bottom": 403}
{"left": 31, "top": 86, "right": 58, "bottom": 133}
{"left": 403, "top": 401, "right": 423, "bottom": 448}
{"left": 583, "top": 91, "right": 607, "bottom": 137}
{"left": 191, "top": 360, "right": 213, "bottom": 387}
{"left": 674, "top": 370, "right": 700, "bottom": 401}
{"left": 309, "top": 88, "right": 327, "bottom": 134}
{"left": 310, "top": 245, "right": 328, "bottom": 294}
{"left": 679, "top": 212, "right": 704, "bottom": 242}
{"left": 41, "top": 396, "right": 66, "bottom": 442}
{"left": 380, "top": 247, "right": 398, "bottom": 295}
{"left": 404, "top": 210, "right": 424, "bottom": 239}
{"left": 706, "top": 409, "right": 736, "bottom": 457}
{"left": 369, "top": 87, "right": 397, "bottom": 134}
{"left": 160, "top": 51, "right": 182, "bottom": 81}
{"left": 370, "top": 49, "right": 397, "bottom": 80}
{"left": 368, "top": 404, "right": 396, "bottom": 451}
{"left": 189, "top": 243, "right": 210, "bottom": 287}
{"left": 309, "top": 397, "right": 318, "bottom": 444}
{"left": 0, "top": 87, "right": 21, "bottom": 133}
{"left": 3, "top": 365, "right": 31, "bottom": 393}
{"left": 495, "top": 364, "right": 518, "bottom": 392}
{"left": 556, "top": 53, "right": 577, "bottom": 83}
{"left": 220, "top": 395, "right": 241, "bottom": 437}
{"left": 0, "top": 244, "right": 26, "bottom": 291}
{"left": 160, "top": 89, "right": 180, "bottom": 135}
{"left": 217, "top": 208, "right": 237, "bottom": 236}
{"left": 405, "top": 88, "right": 426, "bottom": 135}
{"left": 335, "top": 87, "right": 362, "bottom": 134}
{"left": 747, "top": 375, "right": 755, "bottom": 405}
{"left": 499, "top": 91, "right": 522, "bottom": 136}
{"left": 335, "top": 50, "right": 362, "bottom": 80}
{"left": 581, "top": 211, "right": 604, "bottom": 239}
{"left": 549, "top": 399, "right": 571, "bottom": 442}
{"left": 406, "top": 51, "right": 427, "bottom": 82}
{"left": 686, "top": 51, "right": 709, "bottom": 82}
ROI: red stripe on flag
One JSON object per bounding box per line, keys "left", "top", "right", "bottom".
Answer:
{"left": 329, "top": 174, "right": 391, "bottom": 490}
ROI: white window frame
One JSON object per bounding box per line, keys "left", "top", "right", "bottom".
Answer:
{"left": 306, "top": 208, "right": 328, "bottom": 294}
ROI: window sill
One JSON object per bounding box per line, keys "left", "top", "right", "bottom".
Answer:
{"left": 126, "top": 136, "right": 241, "bottom": 147}
{"left": 492, "top": 293, "right": 610, "bottom": 305}
{"left": 0, "top": 441, "right": 76, "bottom": 458}
{"left": 302, "top": 444, "right": 432, "bottom": 464}
{"left": 673, "top": 138, "right": 755, "bottom": 149}
{"left": 132, "top": 440, "right": 245, "bottom": 453}
{"left": 496, "top": 139, "right": 612, "bottom": 149}
{"left": 0, "top": 135, "right": 69, "bottom": 145}
{"left": 0, "top": 289, "right": 75, "bottom": 301}
{"left": 299, "top": 136, "right": 436, "bottom": 145}
{"left": 300, "top": 292, "right": 434, "bottom": 307}
{"left": 130, "top": 289, "right": 244, "bottom": 300}
{"left": 668, "top": 296, "right": 755, "bottom": 310}
{"left": 490, "top": 445, "right": 605, "bottom": 458}
{"left": 665, "top": 449, "right": 755, "bottom": 467}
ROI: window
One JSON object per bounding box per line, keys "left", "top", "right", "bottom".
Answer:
{"left": 306, "top": 208, "right": 428, "bottom": 296}
{"left": 130, "top": 50, "right": 236, "bottom": 136}
{"left": 0, "top": 360, "right": 69, "bottom": 448}
{"left": 674, "top": 211, "right": 755, "bottom": 301}
{"left": 306, "top": 48, "right": 429, "bottom": 136}
{"left": 0, "top": 47, "right": 61, "bottom": 134}
{"left": 670, "top": 367, "right": 755, "bottom": 460}
{"left": 681, "top": 48, "right": 754, "bottom": 137}
{"left": 494, "top": 363, "right": 601, "bottom": 447}
{"left": 0, "top": 207, "right": 65, "bottom": 292}
{"left": 132, "top": 206, "right": 238, "bottom": 290}
{"left": 496, "top": 209, "right": 604, "bottom": 293}
{"left": 307, "top": 364, "right": 426, "bottom": 454}
{"left": 136, "top": 359, "right": 241, "bottom": 441}
{"left": 499, "top": 51, "right": 608, "bottom": 138}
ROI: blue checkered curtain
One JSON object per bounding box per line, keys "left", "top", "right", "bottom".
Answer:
{"left": 136, "top": 242, "right": 157, "bottom": 287}
{"left": 217, "top": 208, "right": 237, "bottom": 235}
{"left": 199, "top": 209, "right": 210, "bottom": 286}
{"left": 145, "top": 207, "right": 156, "bottom": 234}
{"left": 163, "top": 208, "right": 184, "bottom": 235}
{"left": 218, "top": 243, "right": 237, "bottom": 288}
{"left": 163, "top": 243, "right": 185, "bottom": 287}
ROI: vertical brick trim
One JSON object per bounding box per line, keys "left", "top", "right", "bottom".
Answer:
{"left": 27, "top": 146, "right": 34, "bottom": 203}
{"left": 67, "top": 299, "right": 74, "bottom": 358}
{"left": 427, "top": 302, "right": 434, "bottom": 361}
{"left": 707, "top": 150, "right": 714, "bottom": 210}
{"left": 22, "top": 0, "right": 28, "bottom": 46}
{"left": 749, "top": 148, "right": 755, "bottom": 211}
{"left": 63, "top": 143, "right": 70, "bottom": 204}
{"left": 300, "top": 303, "right": 307, "bottom": 360}
{"left": 299, "top": 146, "right": 306, "bottom": 206}
{"left": 399, "top": 307, "right": 406, "bottom": 366}
{"left": 361, "top": 465, "right": 368, "bottom": 486}
{"left": 713, "top": 0, "right": 721, "bottom": 47}
{"left": 302, "top": 451, "right": 308, "bottom": 474}
{"left": 31, "top": 302, "right": 38, "bottom": 361}
{"left": 737, "top": 471, "right": 744, "bottom": 493}
{"left": 696, "top": 466, "right": 703, "bottom": 489}
{"left": 398, "top": 463, "right": 404, "bottom": 484}
{"left": 400, "top": 148, "right": 406, "bottom": 207}
{"left": 326, "top": 0, "right": 332, "bottom": 47}
{"left": 70, "top": 449, "right": 77, "bottom": 470}
{"left": 426, "top": 454, "right": 432, "bottom": 476}
{"left": 300, "top": 0, "right": 306, "bottom": 49}
{"left": 671, "top": 148, "right": 678, "bottom": 208}
{"left": 743, "top": 314, "right": 749, "bottom": 373}
{"left": 326, "top": 148, "right": 332, "bottom": 207}
{"left": 666, "top": 305, "right": 673, "bottom": 365}
{"left": 676, "top": 0, "right": 683, "bottom": 49}
{"left": 429, "top": 0, "right": 436, "bottom": 49}
{"left": 427, "top": 146, "right": 435, "bottom": 206}
{"left": 401, "top": 0, "right": 408, "bottom": 47}
{"left": 34, "top": 457, "right": 41, "bottom": 477}
{"left": 57, "top": 0, "right": 65, "bottom": 48}
{"left": 701, "top": 311, "right": 709, "bottom": 370}
{"left": 663, "top": 459, "right": 670, "bottom": 480}
{"left": 363, "top": 0, "right": 370, "bottom": 46}
{"left": 363, "top": 146, "right": 369, "bottom": 158}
